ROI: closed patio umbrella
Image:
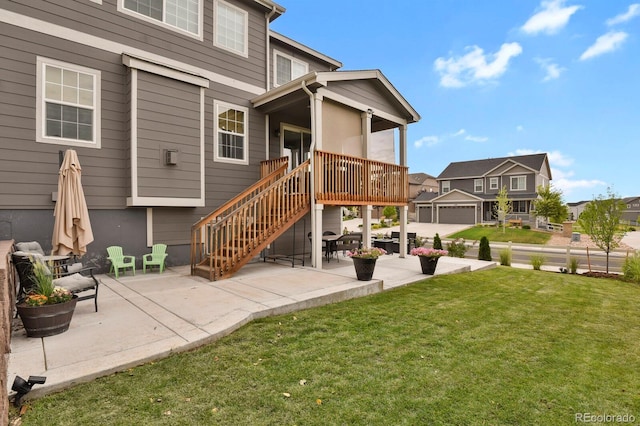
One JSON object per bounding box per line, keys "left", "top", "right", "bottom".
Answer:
{"left": 52, "top": 149, "right": 94, "bottom": 256}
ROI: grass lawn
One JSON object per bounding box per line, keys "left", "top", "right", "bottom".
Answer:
{"left": 448, "top": 225, "right": 552, "bottom": 244}
{"left": 14, "top": 268, "right": 640, "bottom": 425}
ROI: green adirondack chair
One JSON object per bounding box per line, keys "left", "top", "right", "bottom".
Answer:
{"left": 106, "top": 246, "right": 136, "bottom": 278}
{"left": 143, "top": 244, "right": 168, "bottom": 273}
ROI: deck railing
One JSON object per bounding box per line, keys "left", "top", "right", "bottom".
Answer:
{"left": 314, "top": 150, "right": 408, "bottom": 205}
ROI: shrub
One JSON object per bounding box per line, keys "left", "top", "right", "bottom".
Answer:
{"left": 622, "top": 252, "right": 640, "bottom": 284}
{"left": 530, "top": 254, "right": 546, "bottom": 271}
{"left": 447, "top": 238, "right": 467, "bottom": 258}
{"left": 569, "top": 257, "right": 580, "bottom": 274}
{"left": 522, "top": 224, "right": 531, "bottom": 230}
{"left": 478, "top": 236, "right": 492, "bottom": 261}
{"left": 499, "top": 248, "right": 512, "bottom": 266}
{"left": 433, "top": 233, "right": 443, "bottom": 250}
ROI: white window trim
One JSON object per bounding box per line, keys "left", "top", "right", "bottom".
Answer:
{"left": 273, "top": 49, "right": 309, "bottom": 87}
{"left": 442, "top": 181, "right": 450, "bottom": 193}
{"left": 36, "top": 57, "right": 101, "bottom": 148}
{"left": 214, "top": 100, "right": 249, "bottom": 165}
{"left": 510, "top": 175, "right": 526, "bottom": 191}
{"left": 474, "top": 179, "right": 483, "bottom": 193}
{"left": 117, "top": 0, "right": 203, "bottom": 41}
{"left": 214, "top": 0, "right": 248, "bottom": 58}
{"left": 489, "top": 177, "right": 499, "bottom": 190}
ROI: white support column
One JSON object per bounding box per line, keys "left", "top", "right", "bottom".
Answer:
{"left": 399, "top": 205, "right": 408, "bottom": 257}
{"left": 314, "top": 94, "right": 324, "bottom": 150}
{"left": 398, "top": 123, "right": 408, "bottom": 257}
{"left": 362, "top": 205, "right": 372, "bottom": 248}
{"left": 361, "top": 109, "right": 372, "bottom": 159}
{"left": 312, "top": 203, "right": 324, "bottom": 268}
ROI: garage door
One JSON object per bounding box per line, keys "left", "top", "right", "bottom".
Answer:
{"left": 438, "top": 206, "right": 475, "bottom": 224}
{"left": 417, "top": 206, "right": 432, "bottom": 223}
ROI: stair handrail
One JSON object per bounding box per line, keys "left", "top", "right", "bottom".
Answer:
{"left": 192, "top": 160, "right": 310, "bottom": 280}
{"left": 192, "top": 162, "right": 288, "bottom": 230}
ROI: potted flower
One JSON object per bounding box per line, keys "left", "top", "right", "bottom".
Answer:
{"left": 347, "top": 247, "right": 386, "bottom": 281}
{"left": 410, "top": 247, "right": 448, "bottom": 275}
{"left": 16, "top": 259, "right": 77, "bottom": 338}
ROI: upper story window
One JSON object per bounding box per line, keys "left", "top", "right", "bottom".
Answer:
{"left": 489, "top": 177, "right": 499, "bottom": 190}
{"left": 214, "top": 100, "right": 248, "bottom": 165}
{"left": 36, "top": 57, "right": 101, "bottom": 148}
{"left": 121, "top": 0, "right": 201, "bottom": 36}
{"left": 510, "top": 175, "right": 526, "bottom": 191}
{"left": 474, "top": 179, "right": 483, "bottom": 193}
{"left": 274, "top": 50, "right": 308, "bottom": 87}
{"left": 442, "top": 181, "right": 450, "bottom": 193}
{"left": 214, "top": 0, "right": 248, "bottom": 57}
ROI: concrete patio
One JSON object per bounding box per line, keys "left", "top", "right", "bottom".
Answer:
{"left": 7, "top": 253, "right": 496, "bottom": 401}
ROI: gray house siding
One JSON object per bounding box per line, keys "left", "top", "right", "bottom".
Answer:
{"left": 327, "top": 80, "right": 399, "bottom": 119}
{"left": 135, "top": 71, "right": 202, "bottom": 199}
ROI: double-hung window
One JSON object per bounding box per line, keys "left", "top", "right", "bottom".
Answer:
{"left": 274, "top": 50, "right": 308, "bottom": 86}
{"left": 510, "top": 176, "right": 526, "bottom": 191}
{"left": 474, "top": 179, "right": 483, "bottom": 193}
{"left": 214, "top": 0, "right": 247, "bottom": 57}
{"left": 214, "top": 101, "right": 248, "bottom": 165}
{"left": 37, "top": 57, "right": 101, "bottom": 147}
{"left": 489, "top": 177, "right": 499, "bottom": 190}
{"left": 442, "top": 181, "right": 450, "bottom": 193}
{"left": 122, "top": 0, "right": 201, "bottom": 36}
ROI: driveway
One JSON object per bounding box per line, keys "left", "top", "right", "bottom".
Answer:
{"left": 343, "top": 219, "right": 470, "bottom": 239}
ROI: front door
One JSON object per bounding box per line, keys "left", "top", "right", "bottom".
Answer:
{"left": 281, "top": 124, "right": 311, "bottom": 171}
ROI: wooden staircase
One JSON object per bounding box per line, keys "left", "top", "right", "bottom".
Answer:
{"left": 191, "top": 160, "right": 311, "bottom": 281}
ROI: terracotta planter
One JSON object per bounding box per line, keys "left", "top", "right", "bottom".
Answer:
{"left": 419, "top": 256, "right": 440, "bottom": 275}
{"left": 352, "top": 257, "right": 377, "bottom": 281}
{"left": 16, "top": 296, "right": 78, "bottom": 338}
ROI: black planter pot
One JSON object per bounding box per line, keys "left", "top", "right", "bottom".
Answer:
{"left": 419, "top": 256, "right": 439, "bottom": 275}
{"left": 16, "top": 296, "right": 78, "bottom": 338}
{"left": 352, "top": 257, "right": 377, "bottom": 281}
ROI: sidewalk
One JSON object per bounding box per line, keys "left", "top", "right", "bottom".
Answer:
{"left": 8, "top": 254, "right": 495, "bottom": 400}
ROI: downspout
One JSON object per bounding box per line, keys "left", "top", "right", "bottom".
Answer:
{"left": 265, "top": 5, "right": 277, "bottom": 91}
{"left": 301, "top": 80, "right": 317, "bottom": 266}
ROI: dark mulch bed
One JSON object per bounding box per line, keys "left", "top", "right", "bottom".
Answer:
{"left": 582, "top": 271, "right": 624, "bottom": 280}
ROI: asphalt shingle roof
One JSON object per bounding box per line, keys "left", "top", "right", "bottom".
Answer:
{"left": 437, "top": 153, "right": 548, "bottom": 180}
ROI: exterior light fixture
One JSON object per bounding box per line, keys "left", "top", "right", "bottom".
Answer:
{"left": 11, "top": 375, "right": 46, "bottom": 406}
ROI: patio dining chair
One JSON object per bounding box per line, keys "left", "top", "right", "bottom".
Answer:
{"left": 12, "top": 253, "right": 100, "bottom": 312}
{"left": 332, "top": 233, "right": 362, "bottom": 262}
{"left": 143, "top": 244, "right": 167, "bottom": 273}
{"left": 106, "top": 246, "right": 136, "bottom": 278}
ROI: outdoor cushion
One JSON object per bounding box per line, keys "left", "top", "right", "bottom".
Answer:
{"left": 15, "top": 241, "right": 45, "bottom": 256}
{"left": 53, "top": 273, "right": 96, "bottom": 292}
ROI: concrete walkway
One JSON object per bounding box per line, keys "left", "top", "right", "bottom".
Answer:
{"left": 8, "top": 254, "right": 496, "bottom": 400}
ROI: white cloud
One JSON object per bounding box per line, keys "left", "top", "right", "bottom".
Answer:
{"left": 580, "top": 31, "right": 628, "bottom": 60}
{"left": 434, "top": 43, "right": 523, "bottom": 88}
{"left": 606, "top": 3, "right": 640, "bottom": 26}
{"left": 516, "top": 125, "right": 524, "bottom": 131}
{"left": 414, "top": 136, "right": 439, "bottom": 148}
{"left": 465, "top": 135, "right": 489, "bottom": 142}
{"left": 521, "top": 0, "right": 583, "bottom": 35}
{"left": 534, "top": 57, "right": 565, "bottom": 81}
{"left": 451, "top": 129, "right": 466, "bottom": 137}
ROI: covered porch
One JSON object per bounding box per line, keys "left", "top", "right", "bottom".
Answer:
{"left": 253, "top": 70, "right": 420, "bottom": 269}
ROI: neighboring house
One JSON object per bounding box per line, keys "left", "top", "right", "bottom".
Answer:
{"left": 408, "top": 172, "right": 437, "bottom": 220}
{"left": 0, "top": 0, "right": 419, "bottom": 279}
{"left": 569, "top": 197, "right": 638, "bottom": 226}
{"left": 414, "top": 153, "right": 551, "bottom": 225}
{"left": 622, "top": 197, "right": 640, "bottom": 226}
{"left": 568, "top": 200, "right": 590, "bottom": 221}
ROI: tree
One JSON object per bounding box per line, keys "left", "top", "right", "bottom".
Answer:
{"left": 478, "top": 236, "right": 492, "bottom": 261}
{"left": 493, "top": 186, "right": 512, "bottom": 233}
{"left": 577, "top": 187, "right": 627, "bottom": 273}
{"left": 433, "top": 233, "right": 443, "bottom": 250}
{"left": 382, "top": 205, "right": 397, "bottom": 225}
{"left": 534, "top": 184, "right": 568, "bottom": 224}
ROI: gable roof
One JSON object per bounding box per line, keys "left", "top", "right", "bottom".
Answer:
{"left": 437, "top": 153, "right": 550, "bottom": 180}
{"left": 409, "top": 172, "right": 436, "bottom": 185}
{"left": 270, "top": 31, "right": 343, "bottom": 70}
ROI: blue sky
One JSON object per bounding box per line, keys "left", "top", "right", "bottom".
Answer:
{"left": 271, "top": 1, "right": 639, "bottom": 202}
